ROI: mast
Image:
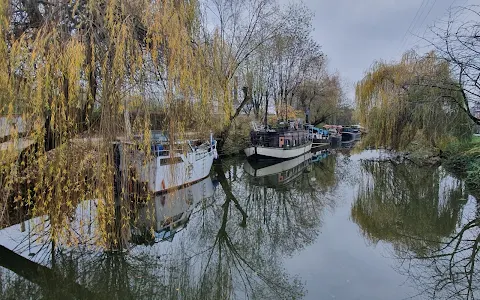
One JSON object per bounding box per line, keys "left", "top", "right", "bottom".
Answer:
{"left": 264, "top": 91, "right": 269, "bottom": 129}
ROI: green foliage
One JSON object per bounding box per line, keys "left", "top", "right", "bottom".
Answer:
{"left": 0, "top": 0, "right": 220, "bottom": 247}
{"left": 334, "top": 105, "right": 355, "bottom": 125}
{"left": 295, "top": 74, "right": 343, "bottom": 124}
{"left": 443, "top": 138, "right": 480, "bottom": 196}
{"left": 443, "top": 141, "right": 477, "bottom": 175}
{"left": 217, "top": 116, "right": 252, "bottom": 156}
{"left": 355, "top": 51, "right": 474, "bottom": 150}
{"left": 466, "top": 161, "right": 480, "bottom": 191}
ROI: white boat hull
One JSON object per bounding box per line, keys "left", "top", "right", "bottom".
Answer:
{"left": 244, "top": 142, "right": 312, "bottom": 160}
{"left": 138, "top": 150, "right": 214, "bottom": 193}
{"left": 244, "top": 152, "right": 313, "bottom": 177}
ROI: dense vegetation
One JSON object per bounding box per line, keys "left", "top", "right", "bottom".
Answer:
{"left": 355, "top": 5, "right": 480, "bottom": 195}
{"left": 0, "top": 0, "right": 348, "bottom": 247}
{"left": 356, "top": 51, "right": 473, "bottom": 150}
{"left": 443, "top": 137, "right": 480, "bottom": 196}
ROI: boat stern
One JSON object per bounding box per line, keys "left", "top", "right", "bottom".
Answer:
{"left": 244, "top": 146, "right": 256, "bottom": 157}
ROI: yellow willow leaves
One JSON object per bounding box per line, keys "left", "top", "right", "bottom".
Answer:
{"left": 270, "top": 105, "right": 302, "bottom": 124}
{"left": 356, "top": 52, "right": 417, "bottom": 148}
{"left": 356, "top": 50, "right": 471, "bottom": 150}
{"left": 143, "top": 0, "right": 219, "bottom": 135}
{"left": 0, "top": 0, "right": 224, "bottom": 249}
{"left": 0, "top": 3, "right": 8, "bottom": 110}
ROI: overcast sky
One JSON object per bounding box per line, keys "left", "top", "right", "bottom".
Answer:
{"left": 301, "top": 0, "right": 474, "bottom": 103}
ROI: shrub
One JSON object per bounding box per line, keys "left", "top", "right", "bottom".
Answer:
{"left": 443, "top": 140, "right": 480, "bottom": 177}
{"left": 466, "top": 160, "right": 480, "bottom": 191}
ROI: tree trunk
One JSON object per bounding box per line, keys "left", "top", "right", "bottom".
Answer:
{"left": 0, "top": 244, "right": 95, "bottom": 298}
{"left": 217, "top": 87, "right": 251, "bottom": 153}
{"left": 44, "top": 113, "right": 54, "bottom": 151}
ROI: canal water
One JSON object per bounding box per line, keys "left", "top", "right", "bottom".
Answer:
{"left": 0, "top": 149, "right": 478, "bottom": 299}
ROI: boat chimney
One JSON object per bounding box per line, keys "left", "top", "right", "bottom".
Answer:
{"left": 210, "top": 132, "right": 213, "bottom": 151}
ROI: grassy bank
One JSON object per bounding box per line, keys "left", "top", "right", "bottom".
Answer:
{"left": 443, "top": 136, "right": 480, "bottom": 195}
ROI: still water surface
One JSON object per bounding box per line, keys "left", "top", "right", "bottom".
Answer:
{"left": 0, "top": 149, "right": 478, "bottom": 299}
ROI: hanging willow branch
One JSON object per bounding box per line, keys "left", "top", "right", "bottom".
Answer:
{"left": 0, "top": 0, "right": 223, "bottom": 248}
{"left": 355, "top": 51, "right": 473, "bottom": 150}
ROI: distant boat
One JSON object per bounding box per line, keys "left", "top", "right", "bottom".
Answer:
{"left": 341, "top": 131, "right": 355, "bottom": 143}
{"left": 118, "top": 132, "right": 217, "bottom": 194}
{"left": 323, "top": 125, "right": 342, "bottom": 147}
{"left": 131, "top": 176, "right": 214, "bottom": 245}
{"left": 352, "top": 124, "right": 367, "bottom": 134}
{"left": 243, "top": 152, "right": 313, "bottom": 187}
{"left": 244, "top": 120, "right": 312, "bottom": 160}
{"left": 304, "top": 124, "right": 330, "bottom": 145}
{"left": 342, "top": 126, "right": 361, "bottom": 141}
{"left": 330, "top": 134, "right": 341, "bottom": 147}
{"left": 312, "top": 149, "right": 329, "bottom": 163}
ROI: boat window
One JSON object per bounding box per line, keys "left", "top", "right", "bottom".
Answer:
{"left": 159, "top": 157, "right": 183, "bottom": 165}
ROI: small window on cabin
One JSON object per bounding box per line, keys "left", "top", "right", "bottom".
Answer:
{"left": 160, "top": 157, "right": 183, "bottom": 165}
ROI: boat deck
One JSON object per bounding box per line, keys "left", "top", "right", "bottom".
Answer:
{"left": 0, "top": 138, "right": 35, "bottom": 152}
{"left": 312, "top": 143, "right": 330, "bottom": 150}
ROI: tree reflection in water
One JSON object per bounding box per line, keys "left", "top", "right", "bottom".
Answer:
{"left": 352, "top": 159, "right": 479, "bottom": 299}
{"left": 0, "top": 154, "right": 339, "bottom": 299}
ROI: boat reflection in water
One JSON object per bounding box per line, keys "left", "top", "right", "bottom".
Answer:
{"left": 312, "top": 149, "right": 329, "bottom": 163}
{"left": 244, "top": 152, "right": 313, "bottom": 187}
{"left": 130, "top": 176, "right": 214, "bottom": 245}
{"left": 244, "top": 148, "right": 331, "bottom": 186}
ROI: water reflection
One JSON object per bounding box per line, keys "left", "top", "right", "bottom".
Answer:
{"left": 244, "top": 152, "right": 314, "bottom": 187}
{"left": 3, "top": 149, "right": 479, "bottom": 299}
{"left": 352, "top": 160, "right": 464, "bottom": 250}
{"left": 352, "top": 158, "right": 479, "bottom": 299}
{"left": 0, "top": 150, "right": 339, "bottom": 299}
{"left": 130, "top": 177, "right": 215, "bottom": 245}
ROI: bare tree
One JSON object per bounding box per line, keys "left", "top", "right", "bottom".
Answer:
{"left": 201, "top": 0, "right": 284, "bottom": 149}
{"left": 296, "top": 72, "right": 344, "bottom": 126}
{"left": 428, "top": 5, "right": 480, "bottom": 125}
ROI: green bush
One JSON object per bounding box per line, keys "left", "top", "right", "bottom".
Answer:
{"left": 466, "top": 160, "right": 480, "bottom": 191}
{"left": 443, "top": 137, "right": 480, "bottom": 196}
{"left": 443, "top": 140, "right": 480, "bottom": 177}
{"left": 220, "top": 117, "right": 252, "bottom": 156}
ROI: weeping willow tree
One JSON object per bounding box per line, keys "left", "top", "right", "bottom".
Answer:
{"left": 355, "top": 51, "right": 473, "bottom": 150}
{"left": 0, "top": 0, "right": 225, "bottom": 249}
{"left": 351, "top": 160, "right": 465, "bottom": 255}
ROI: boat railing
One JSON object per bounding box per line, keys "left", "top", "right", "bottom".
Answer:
{"left": 150, "top": 144, "right": 189, "bottom": 157}
{"left": 250, "top": 130, "right": 310, "bottom": 148}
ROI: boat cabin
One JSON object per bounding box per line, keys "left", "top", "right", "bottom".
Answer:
{"left": 250, "top": 129, "right": 309, "bottom": 149}
{"left": 304, "top": 124, "right": 329, "bottom": 136}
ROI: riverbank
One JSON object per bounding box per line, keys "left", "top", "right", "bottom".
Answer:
{"left": 442, "top": 136, "right": 480, "bottom": 195}
{"left": 353, "top": 135, "right": 480, "bottom": 199}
